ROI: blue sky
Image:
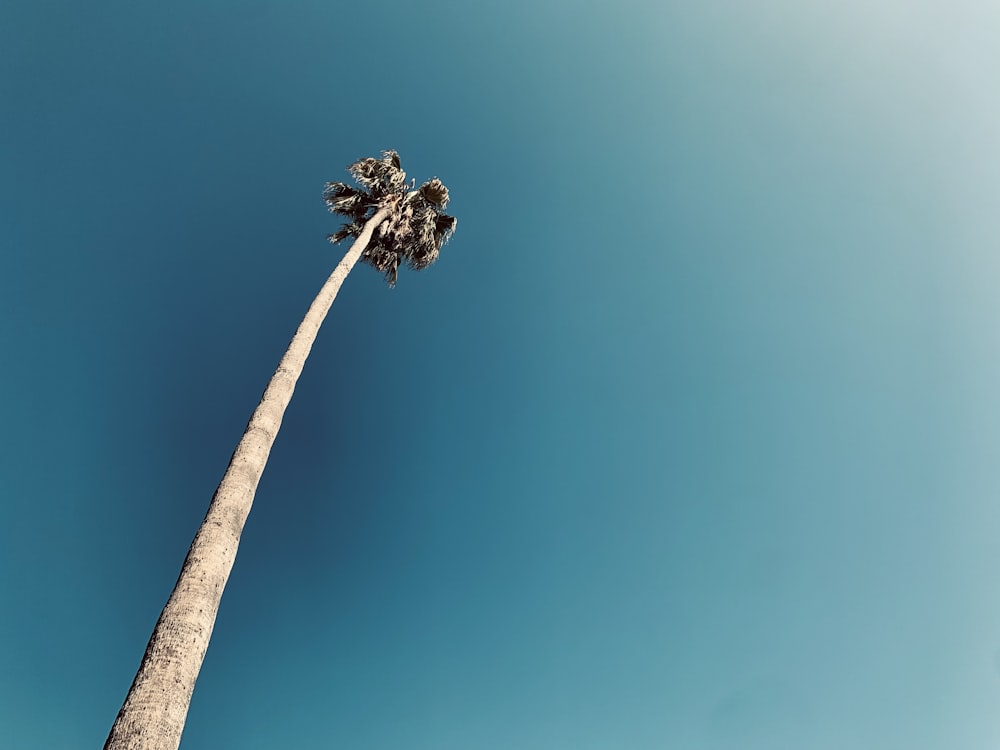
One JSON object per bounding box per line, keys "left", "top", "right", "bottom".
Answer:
{"left": 3, "top": 1, "right": 1000, "bottom": 748}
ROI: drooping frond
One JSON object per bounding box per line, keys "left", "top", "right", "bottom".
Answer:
{"left": 380, "top": 150, "right": 407, "bottom": 192}
{"left": 346, "top": 158, "right": 381, "bottom": 191}
{"left": 327, "top": 221, "right": 362, "bottom": 245}
{"left": 436, "top": 213, "right": 458, "bottom": 244}
{"left": 327, "top": 150, "right": 456, "bottom": 286}
{"left": 323, "top": 181, "right": 354, "bottom": 200}
{"left": 347, "top": 151, "right": 406, "bottom": 197}
{"left": 418, "top": 205, "right": 438, "bottom": 249}
{"left": 326, "top": 193, "right": 363, "bottom": 216}
{"left": 381, "top": 149, "right": 401, "bottom": 171}
{"left": 323, "top": 182, "right": 369, "bottom": 219}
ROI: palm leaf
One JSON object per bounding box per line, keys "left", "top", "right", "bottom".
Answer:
{"left": 435, "top": 213, "right": 457, "bottom": 243}
{"left": 323, "top": 181, "right": 355, "bottom": 199}
{"left": 327, "top": 221, "right": 362, "bottom": 245}
{"left": 381, "top": 149, "right": 401, "bottom": 170}
{"left": 418, "top": 178, "right": 450, "bottom": 208}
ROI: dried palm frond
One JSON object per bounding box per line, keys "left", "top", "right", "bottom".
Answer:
{"left": 327, "top": 221, "right": 362, "bottom": 245}
{"left": 322, "top": 181, "right": 354, "bottom": 199}
{"left": 417, "top": 206, "right": 438, "bottom": 249}
{"left": 382, "top": 149, "right": 401, "bottom": 170}
{"left": 417, "top": 178, "right": 450, "bottom": 208}
{"left": 435, "top": 213, "right": 457, "bottom": 243}
{"left": 347, "top": 151, "right": 407, "bottom": 197}
{"left": 346, "top": 158, "right": 381, "bottom": 191}
{"left": 327, "top": 193, "right": 362, "bottom": 215}
{"left": 323, "top": 182, "right": 372, "bottom": 219}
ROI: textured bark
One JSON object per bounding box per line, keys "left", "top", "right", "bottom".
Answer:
{"left": 104, "top": 208, "right": 390, "bottom": 750}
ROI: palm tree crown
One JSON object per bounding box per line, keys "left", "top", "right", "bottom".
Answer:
{"left": 324, "top": 150, "right": 457, "bottom": 286}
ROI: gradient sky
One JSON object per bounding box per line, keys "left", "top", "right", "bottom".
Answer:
{"left": 3, "top": 1, "right": 1000, "bottom": 748}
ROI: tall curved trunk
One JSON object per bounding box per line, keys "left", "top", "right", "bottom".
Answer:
{"left": 104, "top": 207, "right": 390, "bottom": 750}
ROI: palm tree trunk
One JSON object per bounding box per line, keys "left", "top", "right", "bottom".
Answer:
{"left": 104, "top": 207, "right": 391, "bottom": 750}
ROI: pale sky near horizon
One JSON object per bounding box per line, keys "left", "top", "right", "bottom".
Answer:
{"left": 3, "top": 1, "right": 1000, "bottom": 748}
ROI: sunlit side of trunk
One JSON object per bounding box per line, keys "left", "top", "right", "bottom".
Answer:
{"left": 104, "top": 207, "right": 390, "bottom": 750}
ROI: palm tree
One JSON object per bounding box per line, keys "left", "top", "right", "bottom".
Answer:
{"left": 104, "top": 150, "right": 456, "bottom": 750}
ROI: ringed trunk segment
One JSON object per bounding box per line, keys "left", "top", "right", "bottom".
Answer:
{"left": 104, "top": 207, "right": 391, "bottom": 750}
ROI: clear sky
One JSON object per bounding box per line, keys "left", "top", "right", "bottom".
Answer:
{"left": 3, "top": 1, "right": 1000, "bottom": 748}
